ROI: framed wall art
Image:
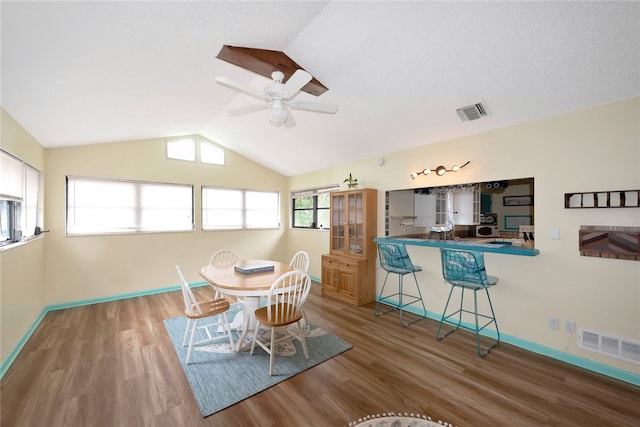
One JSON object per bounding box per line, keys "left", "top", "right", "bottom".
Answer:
{"left": 503, "top": 195, "right": 533, "bottom": 206}
{"left": 505, "top": 215, "right": 532, "bottom": 231}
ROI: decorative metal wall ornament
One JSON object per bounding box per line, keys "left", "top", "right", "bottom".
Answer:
{"left": 410, "top": 161, "right": 470, "bottom": 180}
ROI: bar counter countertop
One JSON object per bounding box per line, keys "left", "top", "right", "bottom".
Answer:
{"left": 374, "top": 235, "right": 540, "bottom": 256}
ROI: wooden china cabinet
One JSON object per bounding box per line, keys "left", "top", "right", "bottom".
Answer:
{"left": 321, "top": 188, "right": 377, "bottom": 306}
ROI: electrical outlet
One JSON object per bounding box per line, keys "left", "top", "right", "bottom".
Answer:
{"left": 548, "top": 317, "right": 560, "bottom": 330}
{"left": 565, "top": 321, "right": 576, "bottom": 334}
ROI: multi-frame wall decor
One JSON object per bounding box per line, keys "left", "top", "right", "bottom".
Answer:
{"left": 565, "top": 189, "right": 640, "bottom": 208}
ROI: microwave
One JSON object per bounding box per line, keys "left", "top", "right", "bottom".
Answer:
{"left": 475, "top": 225, "right": 499, "bottom": 237}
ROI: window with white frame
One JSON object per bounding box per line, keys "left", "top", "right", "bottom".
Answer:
{"left": 166, "top": 137, "right": 196, "bottom": 161}
{"left": 291, "top": 185, "right": 339, "bottom": 229}
{"left": 0, "top": 149, "right": 42, "bottom": 246}
{"left": 66, "top": 176, "right": 194, "bottom": 235}
{"left": 166, "top": 136, "right": 225, "bottom": 165}
{"left": 202, "top": 187, "right": 280, "bottom": 230}
{"left": 200, "top": 139, "right": 225, "bottom": 165}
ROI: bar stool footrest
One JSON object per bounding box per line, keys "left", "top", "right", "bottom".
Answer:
{"left": 436, "top": 308, "right": 500, "bottom": 357}
{"left": 375, "top": 293, "right": 426, "bottom": 327}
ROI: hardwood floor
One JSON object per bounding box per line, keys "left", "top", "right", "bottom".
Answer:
{"left": 2, "top": 283, "right": 639, "bottom": 426}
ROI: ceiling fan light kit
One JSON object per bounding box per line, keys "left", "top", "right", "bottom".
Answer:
{"left": 215, "top": 46, "right": 338, "bottom": 127}
{"left": 268, "top": 100, "right": 288, "bottom": 125}
{"left": 410, "top": 161, "right": 470, "bottom": 179}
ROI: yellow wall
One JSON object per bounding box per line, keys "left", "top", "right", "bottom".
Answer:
{"left": 289, "top": 97, "right": 640, "bottom": 374}
{"left": 2, "top": 98, "right": 639, "bottom": 376}
{"left": 1, "top": 109, "right": 46, "bottom": 364}
{"left": 44, "top": 137, "right": 290, "bottom": 305}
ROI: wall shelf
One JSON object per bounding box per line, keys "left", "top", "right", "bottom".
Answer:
{"left": 565, "top": 190, "right": 640, "bottom": 209}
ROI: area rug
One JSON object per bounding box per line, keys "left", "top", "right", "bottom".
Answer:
{"left": 163, "top": 312, "right": 352, "bottom": 417}
{"left": 349, "top": 412, "right": 458, "bottom": 427}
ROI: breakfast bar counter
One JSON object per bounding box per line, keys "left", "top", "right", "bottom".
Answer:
{"left": 374, "top": 236, "right": 540, "bottom": 256}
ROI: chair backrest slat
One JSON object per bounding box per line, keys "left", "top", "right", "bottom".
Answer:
{"left": 209, "top": 249, "right": 239, "bottom": 267}
{"left": 266, "top": 270, "right": 311, "bottom": 322}
{"left": 176, "top": 265, "right": 202, "bottom": 315}
{"left": 289, "top": 251, "right": 310, "bottom": 273}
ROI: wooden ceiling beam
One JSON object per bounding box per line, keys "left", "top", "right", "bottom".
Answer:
{"left": 216, "top": 45, "right": 328, "bottom": 97}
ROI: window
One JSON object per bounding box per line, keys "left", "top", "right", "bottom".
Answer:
{"left": 166, "top": 136, "right": 225, "bottom": 165}
{"left": 166, "top": 137, "right": 196, "bottom": 161}
{"left": 66, "top": 176, "right": 193, "bottom": 235}
{"left": 202, "top": 187, "right": 280, "bottom": 230}
{"left": 291, "top": 185, "right": 338, "bottom": 229}
{"left": 200, "top": 139, "right": 225, "bottom": 165}
{"left": 1, "top": 150, "right": 42, "bottom": 247}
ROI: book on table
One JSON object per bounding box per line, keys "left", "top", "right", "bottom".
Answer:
{"left": 234, "top": 263, "right": 275, "bottom": 275}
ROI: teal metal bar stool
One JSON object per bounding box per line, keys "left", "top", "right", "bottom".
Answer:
{"left": 375, "top": 243, "right": 427, "bottom": 327}
{"left": 437, "top": 248, "right": 500, "bottom": 357}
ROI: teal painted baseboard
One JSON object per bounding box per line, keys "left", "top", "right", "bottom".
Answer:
{"left": 0, "top": 281, "right": 204, "bottom": 378}
{"left": 3, "top": 284, "right": 637, "bottom": 387}
{"left": 375, "top": 299, "right": 640, "bottom": 387}
{"left": 1, "top": 279, "right": 321, "bottom": 379}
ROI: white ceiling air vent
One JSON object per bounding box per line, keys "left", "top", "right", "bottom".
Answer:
{"left": 456, "top": 103, "right": 487, "bottom": 121}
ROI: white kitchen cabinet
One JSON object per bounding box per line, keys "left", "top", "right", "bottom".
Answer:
{"left": 414, "top": 193, "right": 436, "bottom": 227}
{"left": 434, "top": 188, "right": 480, "bottom": 226}
{"left": 409, "top": 187, "right": 480, "bottom": 228}
{"left": 452, "top": 188, "right": 480, "bottom": 225}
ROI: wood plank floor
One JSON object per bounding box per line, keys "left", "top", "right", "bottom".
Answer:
{"left": 2, "top": 283, "right": 639, "bottom": 427}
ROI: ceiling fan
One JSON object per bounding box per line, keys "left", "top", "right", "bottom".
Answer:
{"left": 215, "top": 69, "right": 338, "bottom": 127}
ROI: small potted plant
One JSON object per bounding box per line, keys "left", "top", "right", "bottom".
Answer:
{"left": 343, "top": 173, "right": 358, "bottom": 189}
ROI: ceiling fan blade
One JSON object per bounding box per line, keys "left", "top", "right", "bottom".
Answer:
{"left": 215, "top": 76, "right": 265, "bottom": 100}
{"left": 289, "top": 100, "right": 338, "bottom": 114}
{"left": 227, "top": 103, "right": 269, "bottom": 116}
{"left": 282, "top": 69, "right": 312, "bottom": 99}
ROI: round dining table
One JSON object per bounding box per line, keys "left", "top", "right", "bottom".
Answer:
{"left": 199, "top": 259, "right": 293, "bottom": 351}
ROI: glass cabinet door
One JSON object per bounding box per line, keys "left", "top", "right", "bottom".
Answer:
{"left": 347, "top": 192, "right": 364, "bottom": 255}
{"left": 331, "top": 193, "right": 345, "bottom": 252}
{"left": 330, "top": 189, "right": 372, "bottom": 257}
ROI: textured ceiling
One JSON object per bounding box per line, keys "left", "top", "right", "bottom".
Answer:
{"left": 2, "top": 1, "right": 639, "bottom": 176}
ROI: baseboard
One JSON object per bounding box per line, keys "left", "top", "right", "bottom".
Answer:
{"left": 3, "top": 284, "right": 637, "bottom": 387}
{"left": 374, "top": 300, "right": 640, "bottom": 387}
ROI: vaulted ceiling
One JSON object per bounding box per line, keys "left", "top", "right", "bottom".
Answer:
{"left": 2, "top": 1, "right": 639, "bottom": 176}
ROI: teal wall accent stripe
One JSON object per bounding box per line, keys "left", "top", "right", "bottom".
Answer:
{"left": 3, "top": 284, "right": 637, "bottom": 386}
{"left": 376, "top": 298, "right": 640, "bottom": 387}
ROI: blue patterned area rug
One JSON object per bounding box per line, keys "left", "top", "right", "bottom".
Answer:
{"left": 163, "top": 312, "right": 352, "bottom": 417}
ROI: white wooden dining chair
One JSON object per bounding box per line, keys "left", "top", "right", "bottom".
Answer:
{"left": 289, "top": 251, "right": 310, "bottom": 273}
{"left": 209, "top": 249, "right": 241, "bottom": 302}
{"left": 176, "top": 265, "right": 235, "bottom": 364}
{"left": 289, "top": 251, "right": 311, "bottom": 329}
{"left": 209, "top": 248, "right": 239, "bottom": 267}
{"left": 250, "top": 270, "right": 312, "bottom": 375}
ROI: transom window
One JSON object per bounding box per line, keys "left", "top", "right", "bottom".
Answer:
{"left": 66, "top": 176, "right": 194, "bottom": 235}
{"left": 202, "top": 187, "right": 280, "bottom": 230}
{"left": 166, "top": 136, "right": 225, "bottom": 165}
